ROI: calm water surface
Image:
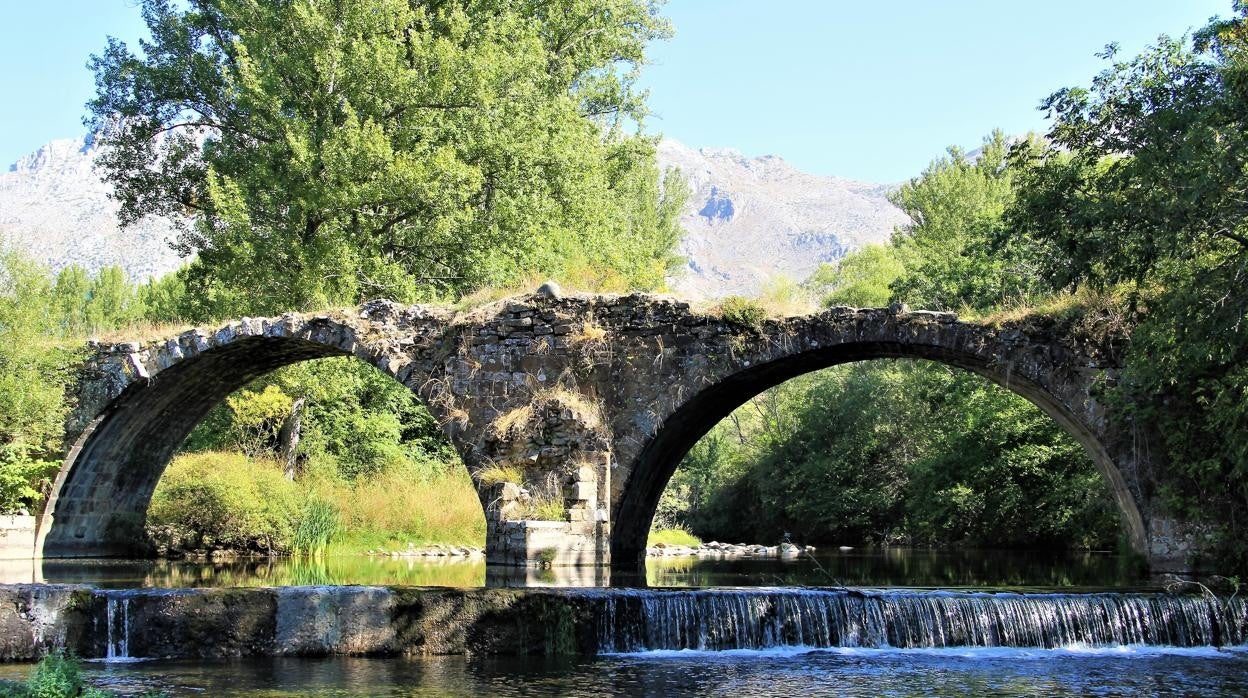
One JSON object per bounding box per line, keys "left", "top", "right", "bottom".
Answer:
{"left": 2, "top": 547, "right": 1151, "bottom": 590}
{"left": 3, "top": 649, "right": 1248, "bottom": 697}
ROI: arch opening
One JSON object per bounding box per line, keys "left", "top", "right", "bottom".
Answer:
{"left": 38, "top": 332, "right": 485, "bottom": 559}
{"left": 611, "top": 341, "right": 1148, "bottom": 570}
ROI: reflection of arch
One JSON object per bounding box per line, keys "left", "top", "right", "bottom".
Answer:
{"left": 36, "top": 316, "right": 458, "bottom": 558}
{"left": 609, "top": 341, "right": 1148, "bottom": 569}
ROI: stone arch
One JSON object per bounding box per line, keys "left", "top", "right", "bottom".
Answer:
{"left": 608, "top": 334, "right": 1149, "bottom": 569}
{"left": 36, "top": 310, "right": 455, "bottom": 558}
{"left": 39, "top": 293, "right": 1190, "bottom": 570}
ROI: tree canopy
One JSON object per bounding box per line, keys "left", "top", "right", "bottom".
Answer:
{"left": 1002, "top": 4, "right": 1248, "bottom": 564}
{"left": 88, "top": 0, "right": 686, "bottom": 318}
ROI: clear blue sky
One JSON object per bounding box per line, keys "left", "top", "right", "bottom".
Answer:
{"left": 0, "top": 0, "right": 1232, "bottom": 181}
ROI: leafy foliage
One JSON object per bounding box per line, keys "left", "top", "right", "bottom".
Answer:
{"left": 0, "top": 251, "right": 157, "bottom": 514}
{"left": 88, "top": 0, "right": 687, "bottom": 317}
{"left": 223, "top": 385, "right": 294, "bottom": 458}
{"left": 0, "top": 651, "right": 158, "bottom": 698}
{"left": 668, "top": 362, "right": 1119, "bottom": 549}
{"left": 146, "top": 452, "right": 299, "bottom": 554}
{"left": 1003, "top": 5, "right": 1248, "bottom": 567}
{"left": 806, "top": 244, "right": 904, "bottom": 308}
{"left": 889, "top": 130, "right": 1053, "bottom": 312}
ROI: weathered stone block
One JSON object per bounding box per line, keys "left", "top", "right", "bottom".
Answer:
{"left": 571, "top": 481, "right": 596, "bottom": 501}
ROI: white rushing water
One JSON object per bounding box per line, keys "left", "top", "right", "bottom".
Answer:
{"left": 594, "top": 588, "right": 1248, "bottom": 653}
{"left": 104, "top": 593, "right": 131, "bottom": 661}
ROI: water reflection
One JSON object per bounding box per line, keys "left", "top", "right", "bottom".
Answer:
{"left": 1, "top": 547, "right": 1151, "bottom": 590}
{"left": 1, "top": 650, "right": 1246, "bottom": 697}
{"left": 646, "top": 547, "right": 1152, "bottom": 590}
{"left": 31, "top": 556, "right": 488, "bottom": 589}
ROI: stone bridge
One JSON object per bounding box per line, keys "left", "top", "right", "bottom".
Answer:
{"left": 32, "top": 290, "right": 1205, "bottom": 571}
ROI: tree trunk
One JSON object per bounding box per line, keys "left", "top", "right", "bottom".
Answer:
{"left": 279, "top": 397, "right": 306, "bottom": 480}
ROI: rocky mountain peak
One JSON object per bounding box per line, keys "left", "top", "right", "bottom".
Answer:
{"left": 657, "top": 139, "right": 908, "bottom": 297}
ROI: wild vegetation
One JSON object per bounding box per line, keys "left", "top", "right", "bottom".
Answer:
{"left": 87, "top": 0, "right": 688, "bottom": 318}
{"left": 662, "top": 362, "right": 1120, "bottom": 550}
{"left": 0, "top": 651, "right": 167, "bottom": 697}
{"left": 665, "top": 5, "right": 1248, "bottom": 568}
{"left": 0, "top": 2, "right": 1245, "bottom": 570}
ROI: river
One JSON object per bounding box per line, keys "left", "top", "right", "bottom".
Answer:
{"left": 3, "top": 548, "right": 1244, "bottom": 696}
{"left": 2, "top": 646, "right": 1247, "bottom": 696}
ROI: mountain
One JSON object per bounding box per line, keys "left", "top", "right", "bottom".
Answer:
{"left": 657, "top": 140, "right": 907, "bottom": 297}
{"left": 0, "top": 134, "right": 184, "bottom": 281}
{"left": 0, "top": 134, "right": 908, "bottom": 296}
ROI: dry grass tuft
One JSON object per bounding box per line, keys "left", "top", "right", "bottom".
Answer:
{"left": 92, "top": 320, "right": 197, "bottom": 346}
{"left": 440, "top": 407, "right": 470, "bottom": 429}
{"left": 698, "top": 277, "right": 818, "bottom": 326}
{"left": 755, "top": 276, "right": 819, "bottom": 317}
{"left": 979, "top": 288, "right": 1127, "bottom": 329}
{"left": 452, "top": 275, "right": 547, "bottom": 313}
{"left": 490, "top": 404, "right": 535, "bottom": 440}
{"left": 476, "top": 464, "right": 525, "bottom": 486}
{"left": 514, "top": 491, "right": 568, "bottom": 521}
{"left": 535, "top": 387, "right": 603, "bottom": 429}
{"left": 451, "top": 273, "right": 614, "bottom": 316}
{"left": 571, "top": 315, "right": 607, "bottom": 344}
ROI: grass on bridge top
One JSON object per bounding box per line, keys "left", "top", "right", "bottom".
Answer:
{"left": 78, "top": 275, "right": 1131, "bottom": 353}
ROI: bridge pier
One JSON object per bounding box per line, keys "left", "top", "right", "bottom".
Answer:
{"left": 484, "top": 520, "right": 610, "bottom": 567}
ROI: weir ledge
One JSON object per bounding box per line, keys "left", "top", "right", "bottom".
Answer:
{"left": 2, "top": 584, "right": 1246, "bottom": 662}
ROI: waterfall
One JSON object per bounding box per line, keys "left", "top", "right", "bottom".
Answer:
{"left": 104, "top": 593, "right": 130, "bottom": 660}
{"left": 595, "top": 589, "right": 1248, "bottom": 653}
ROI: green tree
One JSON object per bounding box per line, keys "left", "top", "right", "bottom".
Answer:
{"left": 0, "top": 251, "right": 80, "bottom": 513}
{"left": 889, "top": 130, "right": 1051, "bottom": 312}
{"left": 1004, "top": 5, "right": 1248, "bottom": 566}
{"left": 806, "top": 244, "right": 904, "bottom": 308}
{"left": 88, "top": 0, "right": 685, "bottom": 318}
{"left": 668, "top": 361, "right": 1119, "bottom": 549}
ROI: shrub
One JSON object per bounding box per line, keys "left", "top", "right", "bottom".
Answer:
{"left": 147, "top": 452, "right": 299, "bottom": 555}
{"left": 0, "top": 651, "right": 167, "bottom": 698}
{"left": 716, "top": 295, "right": 767, "bottom": 329}
{"left": 0, "top": 455, "right": 59, "bottom": 515}
{"left": 25, "top": 651, "right": 82, "bottom": 698}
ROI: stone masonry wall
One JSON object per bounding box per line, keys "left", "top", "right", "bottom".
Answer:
{"left": 42, "top": 290, "right": 1200, "bottom": 571}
